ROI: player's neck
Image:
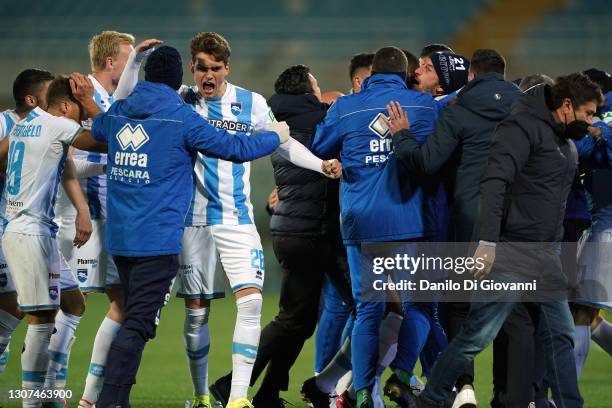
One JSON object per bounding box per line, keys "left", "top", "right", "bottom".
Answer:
{"left": 92, "top": 72, "right": 116, "bottom": 95}
{"left": 14, "top": 107, "right": 33, "bottom": 120}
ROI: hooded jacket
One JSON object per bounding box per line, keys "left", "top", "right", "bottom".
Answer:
{"left": 267, "top": 93, "right": 340, "bottom": 238}
{"left": 92, "top": 81, "right": 280, "bottom": 256}
{"left": 478, "top": 84, "right": 578, "bottom": 242}
{"left": 393, "top": 73, "right": 522, "bottom": 241}
{"left": 310, "top": 73, "right": 438, "bottom": 244}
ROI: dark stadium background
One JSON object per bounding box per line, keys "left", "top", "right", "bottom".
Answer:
{"left": 0, "top": 1, "right": 610, "bottom": 406}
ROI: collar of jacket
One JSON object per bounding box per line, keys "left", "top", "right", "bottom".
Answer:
{"left": 138, "top": 80, "right": 184, "bottom": 103}
{"left": 361, "top": 73, "right": 408, "bottom": 91}
{"left": 461, "top": 72, "right": 505, "bottom": 93}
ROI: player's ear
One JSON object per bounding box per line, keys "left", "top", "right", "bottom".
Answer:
{"left": 226, "top": 63, "right": 230, "bottom": 76}
{"left": 190, "top": 60, "right": 195, "bottom": 74}
{"left": 24, "top": 94, "right": 37, "bottom": 109}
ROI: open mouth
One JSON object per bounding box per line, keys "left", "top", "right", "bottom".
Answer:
{"left": 202, "top": 81, "right": 216, "bottom": 95}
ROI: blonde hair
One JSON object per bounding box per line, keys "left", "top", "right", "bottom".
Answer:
{"left": 89, "top": 30, "right": 135, "bottom": 72}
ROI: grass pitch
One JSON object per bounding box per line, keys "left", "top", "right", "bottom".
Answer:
{"left": 1, "top": 294, "right": 609, "bottom": 407}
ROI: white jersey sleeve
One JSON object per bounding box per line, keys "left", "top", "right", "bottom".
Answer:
{"left": 251, "top": 93, "right": 276, "bottom": 131}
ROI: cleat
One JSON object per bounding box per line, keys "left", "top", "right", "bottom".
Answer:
{"left": 186, "top": 395, "right": 212, "bottom": 408}
{"left": 301, "top": 377, "right": 334, "bottom": 408}
{"left": 336, "top": 391, "right": 356, "bottom": 408}
{"left": 226, "top": 398, "right": 253, "bottom": 408}
{"left": 78, "top": 398, "right": 96, "bottom": 408}
{"left": 383, "top": 373, "right": 422, "bottom": 408}
{"left": 451, "top": 385, "right": 477, "bottom": 408}
{"left": 210, "top": 373, "right": 232, "bottom": 407}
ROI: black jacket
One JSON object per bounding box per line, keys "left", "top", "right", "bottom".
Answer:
{"left": 393, "top": 73, "right": 522, "bottom": 241}
{"left": 479, "top": 84, "right": 578, "bottom": 242}
{"left": 267, "top": 93, "right": 340, "bottom": 238}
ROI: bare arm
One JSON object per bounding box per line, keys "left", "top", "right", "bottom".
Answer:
{"left": 61, "top": 154, "right": 92, "bottom": 247}
{"left": 0, "top": 138, "right": 8, "bottom": 173}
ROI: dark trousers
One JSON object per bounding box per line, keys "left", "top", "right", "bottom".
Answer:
{"left": 492, "top": 303, "right": 546, "bottom": 408}
{"left": 97, "top": 255, "right": 178, "bottom": 408}
{"left": 251, "top": 235, "right": 352, "bottom": 399}
{"left": 440, "top": 301, "right": 473, "bottom": 389}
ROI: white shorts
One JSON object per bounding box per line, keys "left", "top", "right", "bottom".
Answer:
{"left": 176, "top": 224, "right": 265, "bottom": 299}
{"left": 1, "top": 232, "right": 80, "bottom": 311}
{"left": 0, "top": 236, "right": 76, "bottom": 297}
{"left": 57, "top": 217, "right": 119, "bottom": 293}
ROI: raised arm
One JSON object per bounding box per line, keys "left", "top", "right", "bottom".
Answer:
{"left": 114, "top": 39, "right": 163, "bottom": 100}
{"left": 71, "top": 129, "right": 108, "bottom": 153}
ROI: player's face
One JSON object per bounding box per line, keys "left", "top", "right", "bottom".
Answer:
{"left": 191, "top": 52, "right": 229, "bottom": 99}
{"left": 415, "top": 57, "right": 442, "bottom": 95}
{"left": 111, "top": 43, "right": 134, "bottom": 85}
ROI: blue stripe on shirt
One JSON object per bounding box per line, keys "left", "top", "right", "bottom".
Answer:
{"left": 233, "top": 88, "right": 253, "bottom": 224}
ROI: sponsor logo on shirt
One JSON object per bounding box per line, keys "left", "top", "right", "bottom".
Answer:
{"left": 208, "top": 119, "right": 250, "bottom": 133}
{"left": 111, "top": 124, "right": 150, "bottom": 184}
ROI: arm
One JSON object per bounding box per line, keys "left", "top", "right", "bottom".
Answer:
{"left": 478, "top": 121, "right": 532, "bottom": 243}
{"left": 183, "top": 108, "right": 282, "bottom": 162}
{"left": 114, "top": 39, "right": 163, "bottom": 100}
{"left": 61, "top": 155, "right": 93, "bottom": 247}
{"left": 71, "top": 145, "right": 106, "bottom": 177}
{"left": 0, "top": 137, "right": 8, "bottom": 174}
{"left": 71, "top": 129, "right": 108, "bottom": 153}
{"left": 386, "top": 101, "right": 459, "bottom": 175}
{"left": 309, "top": 102, "right": 343, "bottom": 159}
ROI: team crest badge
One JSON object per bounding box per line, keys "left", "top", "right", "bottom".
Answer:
{"left": 0, "top": 273, "right": 7, "bottom": 287}
{"left": 49, "top": 286, "right": 59, "bottom": 301}
{"left": 231, "top": 102, "right": 242, "bottom": 116}
{"left": 77, "top": 268, "right": 88, "bottom": 283}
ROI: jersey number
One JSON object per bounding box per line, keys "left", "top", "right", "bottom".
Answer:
{"left": 7, "top": 140, "right": 25, "bottom": 195}
{"left": 250, "top": 249, "right": 265, "bottom": 270}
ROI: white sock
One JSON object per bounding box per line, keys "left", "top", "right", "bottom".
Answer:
{"left": 184, "top": 307, "right": 210, "bottom": 397}
{"left": 230, "top": 293, "right": 262, "bottom": 402}
{"left": 372, "top": 376, "right": 385, "bottom": 408}
{"left": 45, "top": 311, "right": 80, "bottom": 390}
{"left": 574, "top": 324, "right": 590, "bottom": 377}
{"left": 316, "top": 336, "right": 352, "bottom": 394}
{"left": 592, "top": 318, "right": 612, "bottom": 356}
{"left": 22, "top": 323, "right": 54, "bottom": 407}
{"left": 0, "top": 309, "right": 20, "bottom": 376}
{"left": 81, "top": 317, "right": 121, "bottom": 404}
{"left": 377, "top": 312, "right": 402, "bottom": 370}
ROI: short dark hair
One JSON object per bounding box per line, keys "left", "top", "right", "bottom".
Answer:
{"left": 190, "top": 32, "right": 231, "bottom": 64}
{"left": 402, "top": 49, "right": 419, "bottom": 75}
{"left": 349, "top": 52, "right": 374, "bottom": 80}
{"left": 13, "top": 69, "right": 54, "bottom": 109}
{"left": 549, "top": 73, "right": 603, "bottom": 110}
{"left": 274, "top": 65, "right": 313, "bottom": 94}
{"left": 519, "top": 74, "right": 554, "bottom": 91}
{"left": 46, "top": 75, "right": 79, "bottom": 108}
{"left": 372, "top": 46, "right": 408, "bottom": 74}
{"left": 420, "top": 43, "right": 453, "bottom": 58}
{"left": 470, "top": 49, "right": 505, "bottom": 76}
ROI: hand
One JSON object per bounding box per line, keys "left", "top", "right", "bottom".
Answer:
{"left": 470, "top": 244, "right": 496, "bottom": 279}
{"left": 69, "top": 73, "right": 94, "bottom": 104}
{"left": 135, "top": 38, "right": 163, "bottom": 54}
{"left": 268, "top": 121, "right": 290, "bottom": 143}
{"left": 382, "top": 101, "right": 410, "bottom": 135}
{"left": 267, "top": 187, "right": 279, "bottom": 210}
{"left": 322, "top": 159, "right": 342, "bottom": 179}
{"left": 73, "top": 210, "right": 93, "bottom": 248}
{"left": 588, "top": 124, "right": 604, "bottom": 141}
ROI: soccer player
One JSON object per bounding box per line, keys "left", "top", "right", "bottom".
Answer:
{"left": 348, "top": 52, "right": 374, "bottom": 94}
{"left": 0, "top": 70, "right": 93, "bottom": 403}
{"left": 0, "top": 73, "right": 108, "bottom": 407}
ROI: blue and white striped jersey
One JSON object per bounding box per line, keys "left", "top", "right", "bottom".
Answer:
{"left": 64, "top": 75, "right": 113, "bottom": 220}
{"left": 182, "top": 82, "right": 276, "bottom": 226}
{"left": 4, "top": 108, "right": 80, "bottom": 237}
{"left": 0, "top": 109, "right": 20, "bottom": 234}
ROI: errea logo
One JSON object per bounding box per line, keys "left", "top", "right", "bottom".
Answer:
{"left": 369, "top": 113, "right": 390, "bottom": 139}
{"left": 116, "top": 123, "right": 149, "bottom": 151}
